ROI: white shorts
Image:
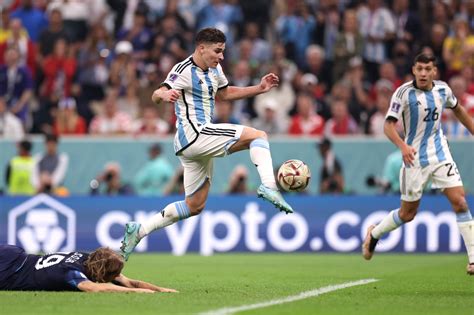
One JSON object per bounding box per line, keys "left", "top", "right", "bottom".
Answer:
{"left": 178, "top": 123, "right": 244, "bottom": 196}
{"left": 400, "top": 161, "right": 463, "bottom": 202}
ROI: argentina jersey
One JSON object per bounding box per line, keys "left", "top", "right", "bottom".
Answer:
{"left": 386, "top": 80, "right": 458, "bottom": 168}
{"left": 161, "top": 56, "right": 229, "bottom": 155}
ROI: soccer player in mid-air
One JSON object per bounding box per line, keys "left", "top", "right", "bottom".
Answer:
{"left": 0, "top": 245, "right": 178, "bottom": 292}
{"left": 362, "top": 53, "right": 474, "bottom": 275}
{"left": 120, "top": 28, "right": 293, "bottom": 260}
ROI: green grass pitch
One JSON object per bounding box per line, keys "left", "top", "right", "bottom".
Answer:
{"left": 1, "top": 254, "right": 473, "bottom": 315}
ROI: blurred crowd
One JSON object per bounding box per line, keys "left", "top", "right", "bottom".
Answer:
{"left": 0, "top": 0, "right": 473, "bottom": 141}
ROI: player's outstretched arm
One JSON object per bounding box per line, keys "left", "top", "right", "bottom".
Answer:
{"left": 216, "top": 73, "right": 279, "bottom": 101}
{"left": 114, "top": 274, "right": 179, "bottom": 293}
{"left": 452, "top": 104, "right": 474, "bottom": 135}
{"left": 77, "top": 280, "right": 155, "bottom": 293}
{"left": 152, "top": 86, "right": 180, "bottom": 105}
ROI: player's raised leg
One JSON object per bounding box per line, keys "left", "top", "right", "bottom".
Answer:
{"left": 229, "top": 126, "right": 293, "bottom": 214}
{"left": 444, "top": 186, "right": 474, "bottom": 275}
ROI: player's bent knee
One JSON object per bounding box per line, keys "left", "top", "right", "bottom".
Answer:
{"left": 185, "top": 199, "right": 206, "bottom": 216}
{"left": 452, "top": 195, "right": 468, "bottom": 212}
{"left": 399, "top": 211, "right": 417, "bottom": 222}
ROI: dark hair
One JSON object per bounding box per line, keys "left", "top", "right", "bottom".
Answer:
{"left": 45, "top": 134, "right": 58, "bottom": 143}
{"left": 414, "top": 53, "right": 437, "bottom": 66}
{"left": 195, "top": 28, "right": 226, "bottom": 45}
{"left": 83, "top": 247, "right": 124, "bottom": 283}
{"left": 19, "top": 139, "right": 32, "bottom": 152}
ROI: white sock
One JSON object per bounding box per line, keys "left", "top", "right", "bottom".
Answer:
{"left": 249, "top": 138, "right": 277, "bottom": 190}
{"left": 456, "top": 211, "right": 474, "bottom": 263}
{"left": 139, "top": 201, "right": 191, "bottom": 238}
{"left": 372, "top": 208, "right": 404, "bottom": 239}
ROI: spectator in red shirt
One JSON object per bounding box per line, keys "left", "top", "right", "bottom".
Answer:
{"left": 89, "top": 89, "right": 132, "bottom": 135}
{"left": 53, "top": 97, "right": 86, "bottom": 135}
{"left": 324, "top": 99, "right": 359, "bottom": 136}
{"left": 288, "top": 93, "right": 325, "bottom": 136}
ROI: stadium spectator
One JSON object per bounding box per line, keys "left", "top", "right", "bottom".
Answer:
{"left": 0, "top": 18, "right": 37, "bottom": 77}
{"left": 392, "top": 0, "right": 422, "bottom": 51}
{"left": 275, "top": 1, "right": 316, "bottom": 68}
{"left": 10, "top": 0, "right": 48, "bottom": 42}
{"left": 32, "top": 133, "right": 69, "bottom": 194}
{"left": 442, "top": 76, "right": 474, "bottom": 138}
{"left": 233, "top": 21, "right": 271, "bottom": 65}
{"left": 213, "top": 100, "right": 240, "bottom": 124}
{"left": 90, "top": 161, "right": 133, "bottom": 196}
{"left": 5, "top": 138, "right": 35, "bottom": 195}
{"left": 254, "top": 64, "right": 295, "bottom": 124}
{"left": 356, "top": 0, "right": 396, "bottom": 83}
{"left": 423, "top": 23, "right": 448, "bottom": 79}
{"left": 195, "top": 0, "right": 243, "bottom": 50}
{"left": 0, "top": 96, "right": 24, "bottom": 140}
{"left": 368, "top": 79, "right": 395, "bottom": 136}
{"left": 52, "top": 97, "right": 87, "bottom": 136}
{"left": 0, "top": 245, "right": 178, "bottom": 293}
{"left": 296, "top": 44, "right": 331, "bottom": 98}
{"left": 0, "top": 46, "right": 33, "bottom": 126}
{"left": 153, "top": 13, "right": 188, "bottom": 62}
{"left": 288, "top": 92, "right": 325, "bottom": 136}
{"left": 333, "top": 9, "right": 364, "bottom": 82}
{"left": 76, "top": 23, "right": 112, "bottom": 123}
{"left": 251, "top": 98, "right": 287, "bottom": 135}
{"left": 109, "top": 40, "right": 138, "bottom": 100}
{"left": 317, "top": 138, "right": 344, "bottom": 194}
{"left": 228, "top": 60, "right": 255, "bottom": 122}
{"left": 89, "top": 89, "right": 132, "bottom": 135}
{"left": 271, "top": 42, "right": 298, "bottom": 84}
{"left": 37, "top": 8, "right": 69, "bottom": 61}
{"left": 133, "top": 143, "right": 174, "bottom": 196}
{"left": 117, "top": 9, "right": 153, "bottom": 62}
{"left": 132, "top": 105, "right": 169, "bottom": 136}
{"left": 442, "top": 17, "right": 474, "bottom": 79}
{"left": 324, "top": 99, "right": 359, "bottom": 136}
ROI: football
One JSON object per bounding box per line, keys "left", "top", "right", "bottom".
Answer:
{"left": 277, "top": 159, "right": 311, "bottom": 192}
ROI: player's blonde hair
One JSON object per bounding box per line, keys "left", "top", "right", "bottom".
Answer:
{"left": 83, "top": 247, "right": 124, "bottom": 283}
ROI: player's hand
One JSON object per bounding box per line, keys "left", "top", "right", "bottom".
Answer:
{"left": 158, "top": 287, "right": 179, "bottom": 293}
{"left": 135, "top": 288, "right": 156, "bottom": 293}
{"left": 160, "top": 89, "right": 180, "bottom": 103}
{"left": 259, "top": 73, "right": 279, "bottom": 92}
{"left": 401, "top": 144, "right": 417, "bottom": 166}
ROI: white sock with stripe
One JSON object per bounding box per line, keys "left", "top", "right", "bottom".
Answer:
{"left": 371, "top": 208, "right": 404, "bottom": 239}
{"left": 139, "top": 201, "right": 191, "bottom": 238}
{"left": 456, "top": 210, "right": 474, "bottom": 263}
{"left": 250, "top": 138, "right": 277, "bottom": 190}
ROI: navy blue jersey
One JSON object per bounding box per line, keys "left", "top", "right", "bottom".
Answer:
{"left": 0, "top": 245, "right": 91, "bottom": 291}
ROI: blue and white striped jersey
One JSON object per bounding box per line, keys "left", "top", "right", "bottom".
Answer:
{"left": 161, "top": 56, "right": 229, "bottom": 154}
{"left": 386, "top": 80, "right": 458, "bottom": 168}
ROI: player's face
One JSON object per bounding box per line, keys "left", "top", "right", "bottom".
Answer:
{"left": 200, "top": 42, "right": 225, "bottom": 69}
{"left": 412, "top": 62, "right": 437, "bottom": 90}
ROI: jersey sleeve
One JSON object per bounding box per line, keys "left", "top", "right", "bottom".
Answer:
{"left": 385, "top": 88, "right": 405, "bottom": 121}
{"left": 65, "top": 269, "right": 90, "bottom": 289}
{"left": 445, "top": 85, "right": 458, "bottom": 109}
{"left": 161, "top": 64, "right": 189, "bottom": 90}
{"left": 216, "top": 64, "right": 229, "bottom": 90}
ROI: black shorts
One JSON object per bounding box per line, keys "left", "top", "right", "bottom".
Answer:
{"left": 0, "top": 245, "right": 28, "bottom": 289}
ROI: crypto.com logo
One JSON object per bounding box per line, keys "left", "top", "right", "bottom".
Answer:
{"left": 8, "top": 194, "right": 76, "bottom": 253}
